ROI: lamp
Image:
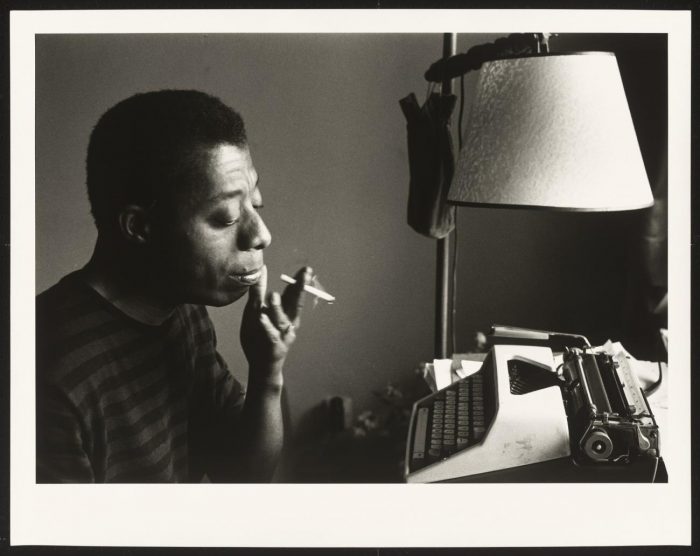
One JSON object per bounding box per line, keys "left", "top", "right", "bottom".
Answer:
{"left": 436, "top": 50, "right": 654, "bottom": 355}
{"left": 449, "top": 52, "right": 653, "bottom": 210}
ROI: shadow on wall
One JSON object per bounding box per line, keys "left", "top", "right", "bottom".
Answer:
{"left": 453, "top": 33, "right": 667, "bottom": 359}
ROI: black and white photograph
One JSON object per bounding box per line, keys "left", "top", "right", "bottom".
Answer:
{"left": 8, "top": 8, "right": 692, "bottom": 549}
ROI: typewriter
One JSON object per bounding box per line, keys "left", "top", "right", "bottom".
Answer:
{"left": 404, "top": 327, "right": 664, "bottom": 483}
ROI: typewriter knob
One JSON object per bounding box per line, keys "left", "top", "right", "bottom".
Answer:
{"left": 583, "top": 429, "right": 613, "bottom": 461}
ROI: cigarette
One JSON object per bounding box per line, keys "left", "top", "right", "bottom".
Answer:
{"left": 280, "top": 274, "right": 336, "bottom": 302}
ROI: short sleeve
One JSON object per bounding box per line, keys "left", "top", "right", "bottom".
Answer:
{"left": 36, "top": 383, "right": 95, "bottom": 483}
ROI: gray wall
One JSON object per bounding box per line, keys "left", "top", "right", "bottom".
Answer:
{"left": 35, "top": 34, "right": 666, "bottom": 468}
{"left": 35, "top": 33, "right": 483, "bottom": 437}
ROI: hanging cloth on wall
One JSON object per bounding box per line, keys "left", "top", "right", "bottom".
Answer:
{"left": 399, "top": 91, "right": 457, "bottom": 239}
{"left": 400, "top": 34, "right": 541, "bottom": 240}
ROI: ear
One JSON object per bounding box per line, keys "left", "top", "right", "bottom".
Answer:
{"left": 118, "top": 205, "right": 151, "bottom": 244}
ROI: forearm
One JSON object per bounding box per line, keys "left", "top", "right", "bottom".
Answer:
{"left": 226, "top": 265, "right": 310, "bottom": 482}
{"left": 215, "top": 367, "right": 285, "bottom": 482}
{"left": 240, "top": 369, "right": 285, "bottom": 479}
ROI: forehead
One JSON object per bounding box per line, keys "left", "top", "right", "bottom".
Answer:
{"left": 204, "top": 143, "right": 257, "bottom": 188}
{"left": 178, "top": 143, "right": 259, "bottom": 208}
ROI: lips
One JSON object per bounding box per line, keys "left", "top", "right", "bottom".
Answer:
{"left": 228, "top": 268, "right": 262, "bottom": 286}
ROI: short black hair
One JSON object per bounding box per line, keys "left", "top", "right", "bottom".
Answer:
{"left": 86, "top": 89, "right": 247, "bottom": 233}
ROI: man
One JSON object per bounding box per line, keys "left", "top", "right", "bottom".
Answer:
{"left": 36, "top": 90, "right": 310, "bottom": 483}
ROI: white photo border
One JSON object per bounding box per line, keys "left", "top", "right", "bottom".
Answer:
{"left": 10, "top": 8, "right": 692, "bottom": 548}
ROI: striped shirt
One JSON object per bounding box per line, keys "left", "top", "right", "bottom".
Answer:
{"left": 36, "top": 271, "right": 246, "bottom": 483}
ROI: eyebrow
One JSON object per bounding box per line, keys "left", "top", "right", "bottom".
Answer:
{"left": 206, "top": 182, "right": 261, "bottom": 204}
{"left": 207, "top": 189, "right": 244, "bottom": 203}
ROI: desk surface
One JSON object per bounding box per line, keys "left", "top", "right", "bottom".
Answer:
{"left": 442, "top": 455, "right": 667, "bottom": 483}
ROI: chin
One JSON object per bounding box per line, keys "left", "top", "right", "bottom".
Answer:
{"left": 202, "top": 287, "right": 248, "bottom": 307}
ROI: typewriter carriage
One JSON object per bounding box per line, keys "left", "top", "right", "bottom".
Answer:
{"left": 561, "top": 348, "right": 659, "bottom": 465}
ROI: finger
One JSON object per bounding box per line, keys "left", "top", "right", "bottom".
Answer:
{"left": 259, "top": 312, "right": 281, "bottom": 341}
{"left": 281, "top": 266, "right": 312, "bottom": 326}
{"left": 246, "top": 264, "right": 268, "bottom": 310}
{"left": 265, "top": 307, "right": 296, "bottom": 343}
{"left": 265, "top": 291, "right": 291, "bottom": 331}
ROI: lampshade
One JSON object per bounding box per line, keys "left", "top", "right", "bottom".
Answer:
{"left": 448, "top": 52, "right": 654, "bottom": 211}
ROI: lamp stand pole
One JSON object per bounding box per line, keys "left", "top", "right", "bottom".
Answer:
{"left": 435, "top": 32, "right": 457, "bottom": 359}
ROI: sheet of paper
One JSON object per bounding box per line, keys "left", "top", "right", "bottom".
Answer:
{"left": 593, "top": 340, "right": 668, "bottom": 434}
{"left": 457, "top": 359, "right": 483, "bottom": 379}
{"left": 432, "top": 358, "right": 453, "bottom": 390}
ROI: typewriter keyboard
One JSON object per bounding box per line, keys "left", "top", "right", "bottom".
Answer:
{"left": 409, "top": 370, "right": 495, "bottom": 471}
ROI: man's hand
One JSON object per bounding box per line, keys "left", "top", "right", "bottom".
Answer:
{"left": 240, "top": 265, "right": 312, "bottom": 384}
{"left": 215, "top": 265, "right": 311, "bottom": 482}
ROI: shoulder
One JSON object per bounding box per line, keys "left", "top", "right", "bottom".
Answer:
{"left": 36, "top": 271, "right": 112, "bottom": 356}
{"left": 36, "top": 271, "right": 138, "bottom": 392}
{"left": 37, "top": 271, "right": 93, "bottom": 320}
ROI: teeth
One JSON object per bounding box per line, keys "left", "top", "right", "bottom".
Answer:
{"left": 232, "top": 270, "right": 261, "bottom": 284}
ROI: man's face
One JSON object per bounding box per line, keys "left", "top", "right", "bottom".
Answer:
{"left": 149, "top": 143, "right": 271, "bottom": 306}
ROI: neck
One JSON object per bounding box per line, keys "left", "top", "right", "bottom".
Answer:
{"left": 82, "top": 236, "right": 177, "bottom": 326}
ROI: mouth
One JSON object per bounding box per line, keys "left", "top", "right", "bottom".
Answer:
{"left": 228, "top": 268, "right": 263, "bottom": 286}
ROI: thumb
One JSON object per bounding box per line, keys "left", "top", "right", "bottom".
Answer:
{"left": 246, "top": 264, "right": 268, "bottom": 309}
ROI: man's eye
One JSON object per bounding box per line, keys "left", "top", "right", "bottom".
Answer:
{"left": 212, "top": 214, "right": 239, "bottom": 227}
{"left": 253, "top": 204, "right": 264, "bottom": 210}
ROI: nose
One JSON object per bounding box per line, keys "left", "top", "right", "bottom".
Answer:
{"left": 237, "top": 207, "right": 272, "bottom": 251}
